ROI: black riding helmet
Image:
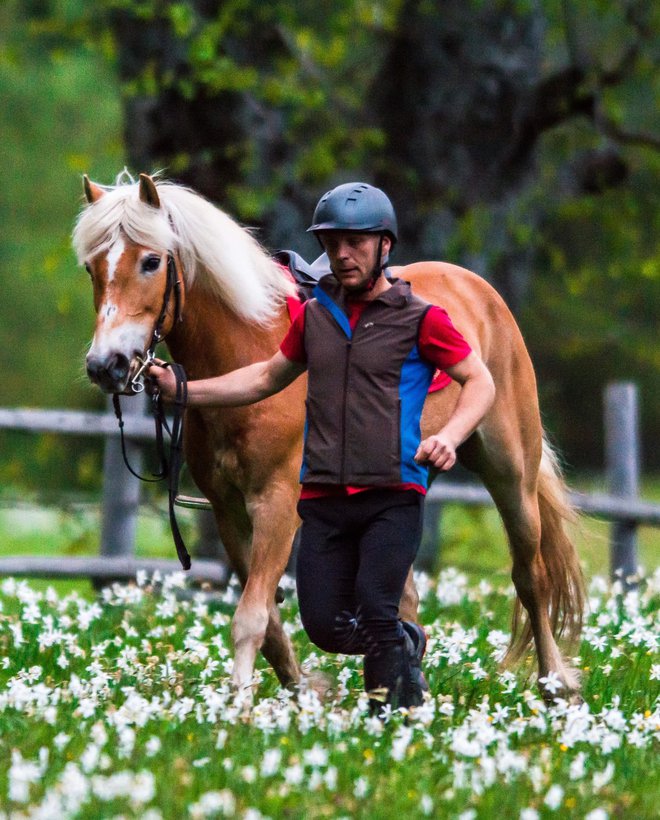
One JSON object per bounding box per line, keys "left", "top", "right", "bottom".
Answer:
{"left": 307, "top": 183, "right": 397, "bottom": 292}
{"left": 307, "top": 182, "right": 398, "bottom": 244}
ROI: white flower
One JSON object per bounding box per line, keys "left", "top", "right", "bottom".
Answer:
{"left": 544, "top": 784, "right": 564, "bottom": 810}
{"left": 324, "top": 766, "right": 338, "bottom": 790}
{"left": 470, "top": 660, "right": 488, "bottom": 680}
{"left": 8, "top": 750, "right": 42, "bottom": 803}
{"left": 190, "top": 789, "right": 236, "bottom": 818}
{"left": 131, "top": 771, "right": 156, "bottom": 805}
{"left": 53, "top": 733, "right": 70, "bottom": 751}
{"left": 593, "top": 762, "right": 615, "bottom": 791}
{"left": 303, "top": 743, "right": 328, "bottom": 768}
{"left": 260, "top": 748, "right": 282, "bottom": 777}
{"left": 569, "top": 752, "right": 587, "bottom": 781}
{"left": 585, "top": 809, "right": 609, "bottom": 820}
{"left": 520, "top": 810, "right": 540, "bottom": 820}
{"left": 241, "top": 765, "right": 257, "bottom": 783}
{"left": 391, "top": 726, "right": 413, "bottom": 761}
{"left": 354, "top": 777, "right": 369, "bottom": 798}
{"left": 284, "top": 763, "right": 304, "bottom": 785}
{"left": 538, "top": 671, "right": 564, "bottom": 695}
{"left": 650, "top": 664, "right": 660, "bottom": 681}
{"left": 145, "top": 736, "right": 161, "bottom": 757}
{"left": 420, "top": 794, "right": 434, "bottom": 816}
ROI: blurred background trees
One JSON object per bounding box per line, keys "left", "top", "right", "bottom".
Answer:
{"left": 1, "top": 0, "right": 658, "bottom": 493}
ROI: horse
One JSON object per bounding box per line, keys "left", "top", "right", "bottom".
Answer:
{"left": 73, "top": 171, "right": 585, "bottom": 704}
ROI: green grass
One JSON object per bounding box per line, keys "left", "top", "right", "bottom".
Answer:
{"left": 0, "top": 569, "right": 657, "bottom": 818}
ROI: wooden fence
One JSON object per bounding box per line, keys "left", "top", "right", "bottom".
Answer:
{"left": 0, "top": 382, "right": 657, "bottom": 585}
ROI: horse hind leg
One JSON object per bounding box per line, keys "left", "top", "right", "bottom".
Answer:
{"left": 461, "top": 432, "right": 584, "bottom": 701}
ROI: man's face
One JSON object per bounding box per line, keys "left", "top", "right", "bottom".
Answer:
{"left": 318, "top": 231, "right": 391, "bottom": 292}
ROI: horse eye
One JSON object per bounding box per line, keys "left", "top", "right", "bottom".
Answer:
{"left": 142, "top": 255, "right": 161, "bottom": 273}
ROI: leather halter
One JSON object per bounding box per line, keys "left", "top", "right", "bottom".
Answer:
{"left": 112, "top": 252, "right": 191, "bottom": 570}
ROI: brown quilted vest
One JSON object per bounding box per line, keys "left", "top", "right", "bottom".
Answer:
{"left": 301, "top": 275, "right": 434, "bottom": 486}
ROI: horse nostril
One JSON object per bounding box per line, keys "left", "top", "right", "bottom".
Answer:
{"left": 86, "top": 353, "right": 130, "bottom": 390}
{"left": 107, "top": 352, "right": 130, "bottom": 382}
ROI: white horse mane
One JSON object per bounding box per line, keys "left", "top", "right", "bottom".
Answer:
{"left": 72, "top": 172, "right": 296, "bottom": 324}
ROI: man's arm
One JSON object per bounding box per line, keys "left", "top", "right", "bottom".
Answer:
{"left": 415, "top": 352, "right": 495, "bottom": 471}
{"left": 148, "top": 351, "right": 306, "bottom": 407}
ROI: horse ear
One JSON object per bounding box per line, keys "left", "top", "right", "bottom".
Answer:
{"left": 83, "top": 175, "right": 105, "bottom": 204}
{"left": 139, "top": 173, "right": 161, "bottom": 209}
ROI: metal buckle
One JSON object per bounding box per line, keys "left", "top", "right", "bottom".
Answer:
{"left": 131, "top": 351, "right": 156, "bottom": 394}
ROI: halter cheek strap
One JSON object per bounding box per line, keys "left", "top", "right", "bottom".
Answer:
{"left": 113, "top": 251, "right": 191, "bottom": 570}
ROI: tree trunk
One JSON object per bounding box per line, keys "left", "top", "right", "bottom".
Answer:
{"left": 370, "top": 0, "right": 548, "bottom": 310}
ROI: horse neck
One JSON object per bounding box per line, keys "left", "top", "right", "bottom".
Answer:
{"left": 165, "top": 282, "right": 291, "bottom": 379}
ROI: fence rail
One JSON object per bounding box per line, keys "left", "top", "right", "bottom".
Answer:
{"left": 0, "top": 383, "right": 657, "bottom": 583}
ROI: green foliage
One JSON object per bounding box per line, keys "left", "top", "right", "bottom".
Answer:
{"left": 0, "top": 0, "right": 124, "bottom": 488}
{"left": 0, "top": 0, "right": 659, "bottom": 497}
{"left": 522, "top": 135, "right": 660, "bottom": 467}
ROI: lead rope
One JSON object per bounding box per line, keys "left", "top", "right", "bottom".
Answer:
{"left": 112, "top": 364, "right": 191, "bottom": 570}
{"left": 165, "top": 362, "right": 191, "bottom": 570}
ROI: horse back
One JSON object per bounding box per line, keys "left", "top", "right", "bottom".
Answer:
{"left": 392, "top": 261, "right": 534, "bottom": 385}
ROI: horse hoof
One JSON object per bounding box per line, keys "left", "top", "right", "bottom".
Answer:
{"left": 302, "top": 671, "right": 334, "bottom": 702}
{"left": 232, "top": 684, "right": 255, "bottom": 715}
{"left": 538, "top": 683, "right": 583, "bottom": 706}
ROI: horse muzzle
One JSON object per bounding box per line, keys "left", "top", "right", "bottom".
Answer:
{"left": 86, "top": 351, "right": 132, "bottom": 394}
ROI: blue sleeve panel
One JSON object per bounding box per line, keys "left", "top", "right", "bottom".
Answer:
{"left": 399, "top": 344, "right": 435, "bottom": 485}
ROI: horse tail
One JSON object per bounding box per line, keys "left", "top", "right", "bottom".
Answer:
{"left": 508, "top": 434, "right": 585, "bottom": 662}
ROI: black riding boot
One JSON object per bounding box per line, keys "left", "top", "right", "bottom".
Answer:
{"left": 401, "top": 621, "right": 428, "bottom": 708}
{"left": 363, "top": 641, "right": 408, "bottom": 715}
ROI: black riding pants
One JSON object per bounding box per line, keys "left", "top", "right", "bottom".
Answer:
{"left": 295, "top": 489, "right": 424, "bottom": 656}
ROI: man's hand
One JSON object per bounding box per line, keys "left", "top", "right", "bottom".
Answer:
{"left": 147, "top": 361, "right": 177, "bottom": 402}
{"left": 414, "top": 352, "right": 495, "bottom": 472}
{"left": 415, "top": 432, "right": 458, "bottom": 471}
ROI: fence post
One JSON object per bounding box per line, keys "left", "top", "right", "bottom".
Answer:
{"left": 604, "top": 382, "right": 640, "bottom": 586}
{"left": 100, "top": 394, "right": 147, "bottom": 559}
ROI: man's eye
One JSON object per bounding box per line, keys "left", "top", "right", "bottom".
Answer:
{"left": 142, "top": 255, "right": 161, "bottom": 273}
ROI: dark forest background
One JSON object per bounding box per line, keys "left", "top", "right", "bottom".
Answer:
{"left": 1, "top": 0, "right": 658, "bottom": 494}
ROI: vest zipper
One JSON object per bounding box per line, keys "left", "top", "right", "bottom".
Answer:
{"left": 340, "top": 339, "right": 352, "bottom": 484}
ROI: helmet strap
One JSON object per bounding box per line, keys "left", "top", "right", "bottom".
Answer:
{"left": 362, "top": 234, "right": 385, "bottom": 293}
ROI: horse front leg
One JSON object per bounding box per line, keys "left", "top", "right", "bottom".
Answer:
{"left": 399, "top": 568, "right": 420, "bottom": 623}
{"left": 230, "top": 482, "right": 301, "bottom": 703}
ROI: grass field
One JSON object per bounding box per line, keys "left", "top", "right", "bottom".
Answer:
{"left": 0, "top": 568, "right": 657, "bottom": 818}
{"left": 0, "top": 485, "right": 658, "bottom": 818}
